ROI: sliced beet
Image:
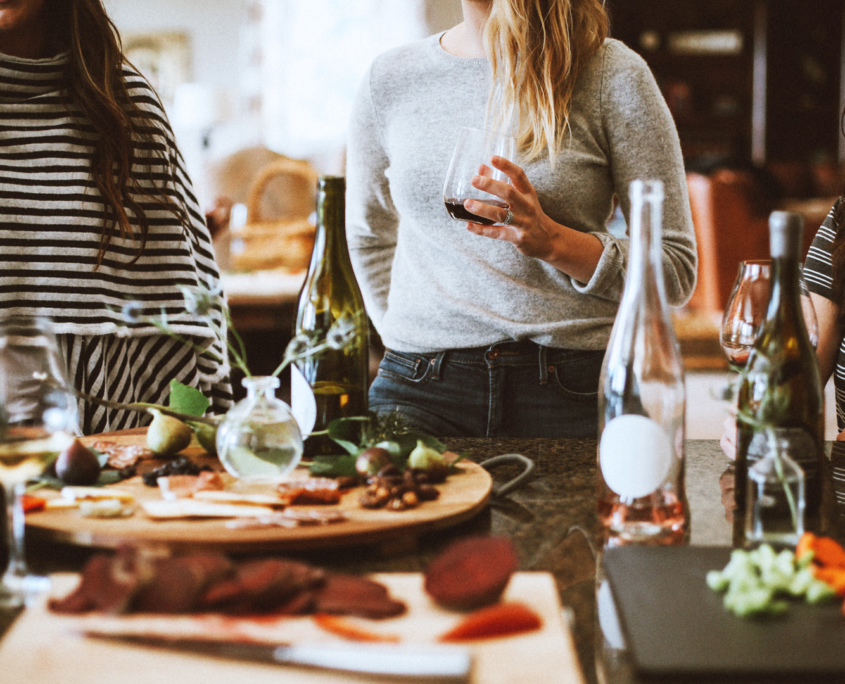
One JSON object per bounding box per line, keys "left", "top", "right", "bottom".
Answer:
{"left": 424, "top": 536, "right": 518, "bottom": 610}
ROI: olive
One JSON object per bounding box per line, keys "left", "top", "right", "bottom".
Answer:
{"left": 355, "top": 447, "right": 393, "bottom": 477}
{"left": 55, "top": 438, "right": 101, "bottom": 486}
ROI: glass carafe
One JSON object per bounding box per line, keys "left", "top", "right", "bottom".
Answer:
{"left": 216, "top": 376, "right": 303, "bottom": 479}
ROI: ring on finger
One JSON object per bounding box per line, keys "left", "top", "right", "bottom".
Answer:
{"left": 502, "top": 207, "right": 514, "bottom": 226}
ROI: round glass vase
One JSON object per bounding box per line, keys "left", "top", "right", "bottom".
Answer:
{"left": 215, "top": 376, "right": 303, "bottom": 480}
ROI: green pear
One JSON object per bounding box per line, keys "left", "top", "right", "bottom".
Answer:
{"left": 146, "top": 409, "right": 192, "bottom": 457}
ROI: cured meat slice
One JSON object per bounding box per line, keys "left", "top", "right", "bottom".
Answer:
{"left": 197, "top": 559, "right": 325, "bottom": 614}
{"left": 312, "top": 574, "right": 407, "bottom": 619}
{"left": 88, "top": 440, "right": 155, "bottom": 469}
{"left": 49, "top": 545, "right": 146, "bottom": 615}
{"left": 276, "top": 478, "right": 342, "bottom": 505}
{"left": 132, "top": 553, "right": 234, "bottom": 613}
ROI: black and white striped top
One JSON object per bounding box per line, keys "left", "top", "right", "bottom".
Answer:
{"left": 803, "top": 197, "right": 844, "bottom": 432}
{"left": 0, "top": 51, "right": 232, "bottom": 434}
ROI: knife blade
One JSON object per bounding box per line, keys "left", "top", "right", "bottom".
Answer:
{"left": 87, "top": 633, "right": 473, "bottom": 682}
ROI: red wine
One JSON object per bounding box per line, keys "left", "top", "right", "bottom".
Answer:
{"left": 721, "top": 341, "right": 751, "bottom": 369}
{"left": 444, "top": 198, "right": 508, "bottom": 225}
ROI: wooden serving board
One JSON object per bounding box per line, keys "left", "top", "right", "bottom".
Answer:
{"left": 24, "top": 430, "right": 493, "bottom": 554}
{"left": 0, "top": 572, "right": 584, "bottom": 684}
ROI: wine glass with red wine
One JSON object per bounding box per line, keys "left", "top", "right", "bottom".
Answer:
{"left": 720, "top": 259, "right": 818, "bottom": 371}
{"left": 443, "top": 127, "right": 516, "bottom": 225}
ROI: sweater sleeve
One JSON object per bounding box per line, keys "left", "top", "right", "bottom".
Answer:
{"left": 346, "top": 65, "right": 399, "bottom": 332}
{"left": 583, "top": 42, "right": 697, "bottom": 307}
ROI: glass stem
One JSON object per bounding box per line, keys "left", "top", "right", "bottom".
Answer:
{"left": 3, "top": 482, "right": 28, "bottom": 583}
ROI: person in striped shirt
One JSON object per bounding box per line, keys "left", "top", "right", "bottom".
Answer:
{"left": 721, "top": 198, "right": 845, "bottom": 459}
{"left": 0, "top": 0, "right": 232, "bottom": 434}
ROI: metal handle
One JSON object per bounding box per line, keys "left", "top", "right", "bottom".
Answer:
{"left": 479, "top": 453, "right": 535, "bottom": 497}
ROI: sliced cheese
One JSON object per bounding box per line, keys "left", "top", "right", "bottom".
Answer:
{"left": 61, "top": 487, "right": 135, "bottom": 503}
{"left": 191, "top": 490, "right": 285, "bottom": 507}
{"left": 45, "top": 498, "right": 79, "bottom": 510}
{"left": 141, "top": 499, "right": 276, "bottom": 520}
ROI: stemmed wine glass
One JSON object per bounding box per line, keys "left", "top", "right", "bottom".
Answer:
{"left": 0, "top": 317, "right": 77, "bottom": 607}
{"left": 443, "top": 127, "right": 516, "bottom": 225}
{"left": 720, "top": 259, "right": 818, "bottom": 371}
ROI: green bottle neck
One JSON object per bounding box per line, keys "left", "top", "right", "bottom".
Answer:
{"left": 311, "top": 176, "right": 352, "bottom": 272}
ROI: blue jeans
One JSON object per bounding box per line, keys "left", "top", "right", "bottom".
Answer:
{"left": 369, "top": 340, "right": 604, "bottom": 438}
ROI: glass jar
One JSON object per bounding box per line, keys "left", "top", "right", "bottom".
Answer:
{"left": 745, "top": 430, "right": 806, "bottom": 548}
{"left": 215, "top": 376, "right": 303, "bottom": 479}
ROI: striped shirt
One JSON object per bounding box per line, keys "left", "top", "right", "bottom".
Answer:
{"left": 803, "top": 197, "right": 844, "bottom": 431}
{"left": 0, "top": 51, "right": 232, "bottom": 434}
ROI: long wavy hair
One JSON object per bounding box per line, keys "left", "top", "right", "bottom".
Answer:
{"left": 47, "top": 0, "right": 187, "bottom": 267}
{"left": 484, "top": 0, "right": 608, "bottom": 165}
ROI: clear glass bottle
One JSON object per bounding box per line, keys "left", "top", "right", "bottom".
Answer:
{"left": 292, "top": 176, "right": 369, "bottom": 457}
{"left": 745, "top": 430, "right": 806, "bottom": 548}
{"left": 216, "top": 376, "right": 303, "bottom": 479}
{"left": 597, "top": 179, "right": 687, "bottom": 547}
{"left": 734, "top": 211, "right": 824, "bottom": 547}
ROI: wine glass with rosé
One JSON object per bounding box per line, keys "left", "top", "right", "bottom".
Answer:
{"left": 720, "top": 259, "right": 818, "bottom": 371}
{"left": 0, "top": 317, "right": 76, "bottom": 607}
{"left": 443, "top": 127, "right": 516, "bottom": 225}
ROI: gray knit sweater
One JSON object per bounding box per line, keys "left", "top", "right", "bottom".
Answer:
{"left": 346, "top": 35, "right": 696, "bottom": 353}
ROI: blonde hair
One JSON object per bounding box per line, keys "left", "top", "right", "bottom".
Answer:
{"left": 484, "top": 0, "right": 609, "bottom": 164}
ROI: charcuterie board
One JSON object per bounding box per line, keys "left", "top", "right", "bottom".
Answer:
{"left": 24, "top": 429, "right": 493, "bottom": 554}
{"left": 0, "top": 572, "right": 583, "bottom": 684}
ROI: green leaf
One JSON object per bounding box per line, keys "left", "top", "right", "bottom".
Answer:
{"left": 27, "top": 476, "right": 64, "bottom": 491}
{"left": 168, "top": 381, "right": 210, "bottom": 417}
{"left": 92, "top": 448, "right": 108, "bottom": 468}
{"left": 326, "top": 417, "right": 367, "bottom": 455}
{"left": 308, "top": 454, "right": 358, "bottom": 478}
{"left": 96, "top": 470, "right": 125, "bottom": 486}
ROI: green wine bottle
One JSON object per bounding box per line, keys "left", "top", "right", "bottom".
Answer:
{"left": 292, "top": 176, "right": 369, "bottom": 457}
{"left": 734, "top": 211, "right": 825, "bottom": 546}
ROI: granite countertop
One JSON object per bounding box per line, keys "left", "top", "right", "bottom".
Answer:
{"left": 0, "top": 438, "right": 744, "bottom": 683}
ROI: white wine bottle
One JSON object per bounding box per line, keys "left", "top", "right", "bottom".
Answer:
{"left": 292, "top": 176, "right": 369, "bottom": 458}
{"left": 734, "top": 211, "right": 824, "bottom": 547}
{"left": 597, "top": 179, "right": 687, "bottom": 547}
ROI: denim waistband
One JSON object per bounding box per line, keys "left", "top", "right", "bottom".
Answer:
{"left": 384, "top": 341, "right": 604, "bottom": 383}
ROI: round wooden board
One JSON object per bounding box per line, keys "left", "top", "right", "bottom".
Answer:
{"left": 25, "top": 430, "right": 492, "bottom": 554}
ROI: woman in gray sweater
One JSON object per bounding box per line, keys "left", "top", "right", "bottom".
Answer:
{"left": 346, "top": 0, "right": 697, "bottom": 438}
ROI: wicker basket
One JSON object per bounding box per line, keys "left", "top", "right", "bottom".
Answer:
{"left": 231, "top": 158, "right": 319, "bottom": 272}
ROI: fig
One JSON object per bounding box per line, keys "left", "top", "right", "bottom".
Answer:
{"left": 146, "top": 409, "right": 192, "bottom": 457}
{"left": 188, "top": 420, "right": 218, "bottom": 457}
{"left": 407, "top": 440, "right": 449, "bottom": 482}
{"left": 356, "top": 447, "right": 393, "bottom": 478}
{"left": 55, "top": 438, "right": 101, "bottom": 486}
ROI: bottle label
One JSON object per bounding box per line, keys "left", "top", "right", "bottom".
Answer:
{"left": 291, "top": 365, "right": 317, "bottom": 437}
{"left": 747, "top": 427, "right": 820, "bottom": 483}
{"left": 600, "top": 414, "right": 673, "bottom": 499}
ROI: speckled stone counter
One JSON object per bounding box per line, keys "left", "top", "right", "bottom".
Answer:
{"left": 0, "top": 439, "right": 750, "bottom": 683}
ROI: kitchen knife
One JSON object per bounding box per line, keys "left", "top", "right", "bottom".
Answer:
{"left": 87, "top": 633, "right": 473, "bottom": 682}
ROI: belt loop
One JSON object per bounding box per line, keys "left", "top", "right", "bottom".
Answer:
{"left": 431, "top": 351, "right": 446, "bottom": 381}
{"left": 538, "top": 345, "right": 548, "bottom": 385}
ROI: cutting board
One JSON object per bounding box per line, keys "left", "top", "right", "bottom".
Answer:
{"left": 603, "top": 546, "right": 845, "bottom": 680}
{"left": 0, "top": 572, "right": 583, "bottom": 684}
{"left": 25, "top": 430, "right": 492, "bottom": 553}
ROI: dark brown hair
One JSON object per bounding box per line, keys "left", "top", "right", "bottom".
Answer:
{"left": 49, "top": 0, "right": 187, "bottom": 266}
